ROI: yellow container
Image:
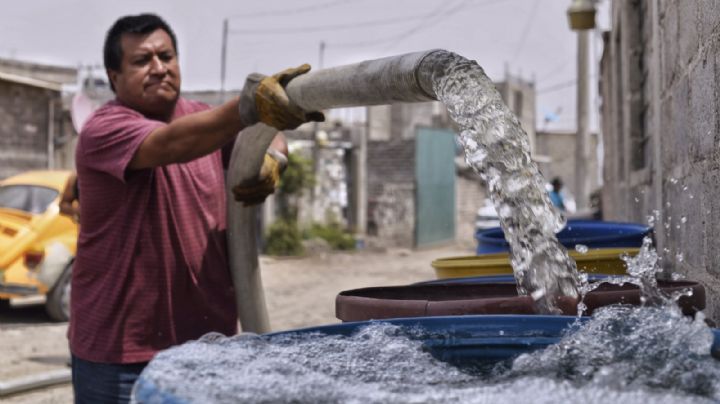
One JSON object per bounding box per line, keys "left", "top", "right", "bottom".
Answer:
{"left": 432, "top": 248, "right": 638, "bottom": 279}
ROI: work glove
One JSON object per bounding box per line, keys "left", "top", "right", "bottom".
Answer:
{"left": 238, "top": 64, "right": 325, "bottom": 130}
{"left": 232, "top": 150, "right": 288, "bottom": 206}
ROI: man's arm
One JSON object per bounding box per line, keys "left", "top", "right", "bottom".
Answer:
{"left": 129, "top": 97, "right": 243, "bottom": 169}
{"left": 129, "top": 64, "right": 320, "bottom": 170}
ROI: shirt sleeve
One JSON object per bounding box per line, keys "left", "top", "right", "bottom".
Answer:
{"left": 78, "top": 104, "right": 165, "bottom": 182}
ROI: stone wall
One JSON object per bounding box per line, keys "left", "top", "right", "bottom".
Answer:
{"left": 600, "top": 0, "right": 720, "bottom": 320}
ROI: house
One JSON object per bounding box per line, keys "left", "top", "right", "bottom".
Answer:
{"left": 599, "top": 1, "right": 720, "bottom": 319}
{"left": 0, "top": 58, "right": 77, "bottom": 179}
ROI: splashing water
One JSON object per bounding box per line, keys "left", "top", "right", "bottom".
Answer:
{"left": 426, "top": 52, "right": 578, "bottom": 313}
{"left": 139, "top": 309, "right": 720, "bottom": 403}
{"left": 139, "top": 235, "right": 720, "bottom": 403}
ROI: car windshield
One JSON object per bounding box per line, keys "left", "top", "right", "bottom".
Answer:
{"left": 0, "top": 185, "right": 59, "bottom": 214}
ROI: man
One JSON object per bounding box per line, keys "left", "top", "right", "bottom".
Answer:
{"left": 67, "top": 14, "right": 322, "bottom": 403}
{"left": 549, "top": 177, "right": 566, "bottom": 212}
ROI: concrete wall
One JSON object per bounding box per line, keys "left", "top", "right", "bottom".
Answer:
{"left": 535, "top": 131, "right": 600, "bottom": 202}
{"left": 600, "top": 0, "right": 720, "bottom": 320}
{"left": 496, "top": 74, "right": 537, "bottom": 154}
{"left": 0, "top": 80, "right": 55, "bottom": 179}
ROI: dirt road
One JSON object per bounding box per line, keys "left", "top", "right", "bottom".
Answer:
{"left": 0, "top": 243, "right": 472, "bottom": 403}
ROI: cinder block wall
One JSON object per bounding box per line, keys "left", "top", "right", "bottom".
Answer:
{"left": 600, "top": 0, "right": 720, "bottom": 320}
{"left": 366, "top": 138, "right": 417, "bottom": 247}
{"left": 0, "top": 81, "right": 52, "bottom": 179}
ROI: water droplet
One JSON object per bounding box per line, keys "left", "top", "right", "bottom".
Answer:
{"left": 531, "top": 288, "right": 546, "bottom": 301}
{"left": 681, "top": 216, "right": 687, "bottom": 223}
{"left": 675, "top": 253, "right": 684, "bottom": 262}
{"left": 671, "top": 272, "right": 684, "bottom": 280}
{"left": 666, "top": 202, "right": 672, "bottom": 207}
{"left": 634, "top": 197, "right": 640, "bottom": 203}
{"left": 575, "top": 244, "right": 589, "bottom": 254}
{"left": 689, "top": 194, "right": 695, "bottom": 199}
{"left": 683, "top": 186, "right": 688, "bottom": 191}
{"left": 670, "top": 178, "right": 678, "bottom": 184}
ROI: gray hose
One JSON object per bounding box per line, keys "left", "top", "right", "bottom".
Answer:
{"left": 285, "top": 49, "right": 448, "bottom": 110}
{"left": 227, "top": 49, "right": 452, "bottom": 333}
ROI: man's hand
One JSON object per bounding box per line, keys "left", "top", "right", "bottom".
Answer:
{"left": 239, "top": 64, "right": 324, "bottom": 130}
{"left": 59, "top": 173, "right": 80, "bottom": 223}
{"left": 232, "top": 151, "right": 288, "bottom": 206}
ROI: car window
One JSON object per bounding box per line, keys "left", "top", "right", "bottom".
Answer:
{"left": 0, "top": 185, "right": 59, "bottom": 214}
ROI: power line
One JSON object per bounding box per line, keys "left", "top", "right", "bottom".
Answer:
{"left": 537, "top": 79, "right": 576, "bottom": 93}
{"left": 328, "top": 0, "right": 511, "bottom": 48}
{"left": 380, "top": 0, "right": 470, "bottom": 51}
{"left": 229, "top": 14, "right": 435, "bottom": 35}
{"left": 227, "top": 0, "right": 357, "bottom": 19}
{"left": 508, "top": 0, "right": 539, "bottom": 63}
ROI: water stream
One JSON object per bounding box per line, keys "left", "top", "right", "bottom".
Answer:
{"left": 426, "top": 52, "right": 579, "bottom": 313}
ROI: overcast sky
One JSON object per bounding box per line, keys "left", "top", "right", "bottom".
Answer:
{"left": 0, "top": 0, "right": 609, "bottom": 131}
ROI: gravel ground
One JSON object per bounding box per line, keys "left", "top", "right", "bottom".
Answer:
{"left": 0, "top": 243, "right": 472, "bottom": 403}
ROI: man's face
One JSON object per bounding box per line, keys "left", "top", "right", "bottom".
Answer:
{"left": 108, "top": 28, "right": 181, "bottom": 119}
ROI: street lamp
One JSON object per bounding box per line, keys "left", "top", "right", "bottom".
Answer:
{"left": 567, "top": 0, "right": 597, "bottom": 30}
{"left": 567, "top": 0, "right": 596, "bottom": 211}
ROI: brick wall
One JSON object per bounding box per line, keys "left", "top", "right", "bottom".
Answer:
{"left": 600, "top": 0, "right": 720, "bottom": 320}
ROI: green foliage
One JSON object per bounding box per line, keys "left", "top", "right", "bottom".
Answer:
{"left": 305, "top": 222, "right": 356, "bottom": 251}
{"left": 280, "top": 153, "right": 314, "bottom": 196}
{"left": 265, "top": 219, "right": 304, "bottom": 256}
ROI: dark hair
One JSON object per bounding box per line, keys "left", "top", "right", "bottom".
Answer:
{"left": 103, "top": 14, "right": 178, "bottom": 90}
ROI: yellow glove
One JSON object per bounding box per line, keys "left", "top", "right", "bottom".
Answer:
{"left": 232, "top": 152, "right": 287, "bottom": 206}
{"left": 239, "top": 64, "right": 325, "bottom": 130}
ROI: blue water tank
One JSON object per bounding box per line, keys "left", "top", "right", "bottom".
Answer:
{"left": 475, "top": 220, "right": 652, "bottom": 255}
{"left": 133, "top": 314, "right": 720, "bottom": 402}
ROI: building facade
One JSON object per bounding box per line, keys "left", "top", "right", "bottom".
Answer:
{"left": 0, "top": 58, "right": 76, "bottom": 179}
{"left": 600, "top": 0, "right": 720, "bottom": 319}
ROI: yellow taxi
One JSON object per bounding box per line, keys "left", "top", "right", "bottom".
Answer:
{"left": 0, "top": 170, "right": 77, "bottom": 321}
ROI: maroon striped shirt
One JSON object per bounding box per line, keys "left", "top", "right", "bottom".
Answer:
{"left": 70, "top": 98, "right": 237, "bottom": 363}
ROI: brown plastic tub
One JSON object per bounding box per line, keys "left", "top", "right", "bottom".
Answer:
{"left": 335, "top": 281, "right": 705, "bottom": 322}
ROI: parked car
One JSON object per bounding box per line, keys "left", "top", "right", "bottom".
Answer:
{"left": 0, "top": 170, "right": 77, "bottom": 321}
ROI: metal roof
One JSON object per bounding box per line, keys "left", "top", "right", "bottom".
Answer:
{"left": 0, "top": 70, "right": 63, "bottom": 91}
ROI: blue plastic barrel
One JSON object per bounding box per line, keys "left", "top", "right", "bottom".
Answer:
{"left": 133, "top": 314, "right": 720, "bottom": 402}
{"left": 475, "top": 220, "right": 652, "bottom": 255}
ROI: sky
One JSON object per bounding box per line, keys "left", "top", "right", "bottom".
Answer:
{"left": 0, "top": 0, "right": 609, "bottom": 132}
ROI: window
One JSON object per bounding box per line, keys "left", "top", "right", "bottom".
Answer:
{"left": 0, "top": 185, "right": 59, "bottom": 214}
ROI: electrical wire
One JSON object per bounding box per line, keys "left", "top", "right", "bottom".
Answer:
{"left": 227, "top": 0, "right": 357, "bottom": 19}
{"left": 328, "top": 0, "right": 511, "bottom": 48}
{"left": 508, "top": 0, "right": 539, "bottom": 63}
{"left": 537, "top": 79, "right": 577, "bottom": 93}
{"left": 229, "top": 14, "right": 439, "bottom": 35}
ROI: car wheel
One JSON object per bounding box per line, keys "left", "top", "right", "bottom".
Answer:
{"left": 45, "top": 262, "right": 72, "bottom": 322}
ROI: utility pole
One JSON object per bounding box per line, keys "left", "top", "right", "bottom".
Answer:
{"left": 575, "top": 30, "right": 590, "bottom": 210}
{"left": 310, "top": 40, "right": 326, "bottom": 222}
{"left": 319, "top": 40, "right": 326, "bottom": 69}
{"left": 220, "top": 18, "right": 228, "bottom": 103}
{"left": 567, "top": 0, "right": 596, "bottom": 211}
